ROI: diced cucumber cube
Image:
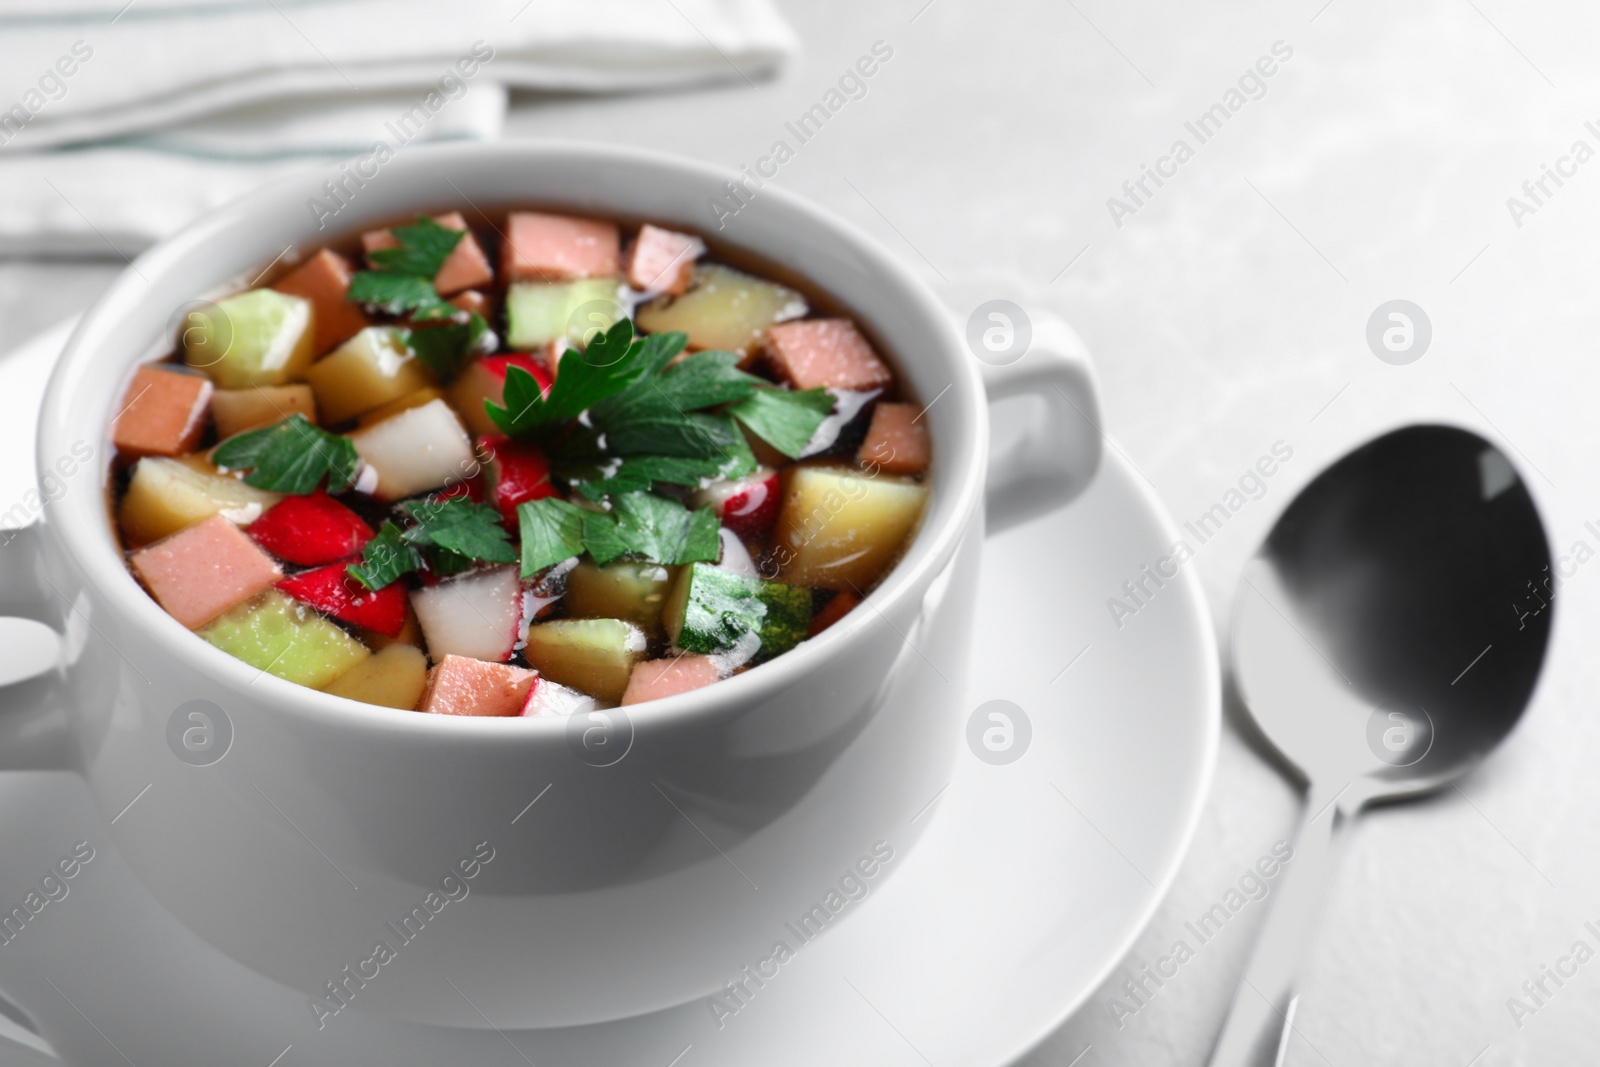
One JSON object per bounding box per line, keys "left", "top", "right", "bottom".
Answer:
{"left": 505, "top": 277, "right": 626, "bottom": 349}
{"left": 184, "top": 289, "right": 316, "bottom": 388}
{"left": 664, "top": 562, "right": 811, "bottom": 665}
{"left": 524, "top": 618, "right": 647, "bottom": 703}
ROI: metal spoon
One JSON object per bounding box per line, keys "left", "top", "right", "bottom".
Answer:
{"left": 1209, "top": 424, "right": 1553, "bottom": 1066}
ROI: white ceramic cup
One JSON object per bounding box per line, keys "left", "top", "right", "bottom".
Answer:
{"left": 0, "top": 142, "right": 1100, "bottom": 1030}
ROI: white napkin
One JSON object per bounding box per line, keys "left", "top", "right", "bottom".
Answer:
{"left": 0, "top": 0, "right": 797, "bottom": 255}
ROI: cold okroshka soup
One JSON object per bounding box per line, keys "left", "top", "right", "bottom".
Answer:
{"left": 108, "top": 211, "right": 932, "bottom": 716}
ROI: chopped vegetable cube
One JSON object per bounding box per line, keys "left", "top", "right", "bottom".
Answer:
{"left": 271, "top": 248, "right": 369, "bottom": 355}
{"left": 764, "top": 319, "right": 892, "bottom": 391}
{"left": 324, "top": 643, "right": 428, "bottom": 709}
{"left": 306, "top": 326, "right": 435, "bottom": 424}
{"left": 112, "top": 365, "right": 212, "bottom": 459}
{"left": 418, "top": 654, "right": 537, "bottom": 716}
{"left": 277, "top": 561, "right": 408, "bottom": 637}
{"left": 345, "top": 398, "right": 475, "bottom": 500}
{"left": 410, "top": 564, "right": 522, "bottom": 662}
{"left": 130, "top": 513, "right": 283, "bottom": 629}
{"left": 480, "top": 435, "right": 558, "bottom": 526}
{"left": 621, "top": 654, "right": 721, "bottom": 706}
{"left": 519, "top": 676, "right": 598, "bottom": 717}
{"left": 184, "top": 289, "right": 316, "bottom": 388}
{"left": 773, "top": 467, "right": 927, "bottom": 590}
{"left": 625, "top": 224, "right": 704, "bottom": 295}
{"left": 504, "top": 278, "right": 626, "bottom": 350}
{"left": 523, "top": 618, "right": 646, "bottom": 703}
{"left": 197, "top": 590, "right": 370, "bottom": 689}
{"left": 247, "top": 490, "right": 374, "bottom": 566}
{"left": 565, "top": 560, "right": 674, "bottom": 635}
{"left": 690, "top": 468, "right": 780, "bottom": 540}
{"left": 211, "top": 384, "right": 318, "bottom": 438}
{"left": 363, "top": 212, "right": 493, "bottom": 296}
{"left": 857, "top": 401, "right": 931, "bottom": 475}
{"left": 663, "top": 562, "right": 811, "bottom": 664}
{"left": 503, "top": 211, "right": 621, "bottom": 281}
{"left": 119, "top": 456, "right": 281, "bottom": 545}
{"left": 637, "top": 264, "right": 805, "bottom": 357}
{"left": 355, "top": 386, "right": 446, "bottom": 428}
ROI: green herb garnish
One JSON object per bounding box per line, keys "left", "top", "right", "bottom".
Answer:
{"left": 515, "top": 492, "right": 720, "bottom": 577}
{"left": 405, "top": 312, "right": 491, "bottom": 383}
{"left": 488, "top": 319, "right": 683, "bottom": 439}
{"left": 729, "top": 387, "right": 835, "bottom": 458}
{"left": 347, "top": 216, "right": 465, "bottom": 322}
{"left": 346, "top": 497, "right": 516, "bottom": 590}
{"left": 212, "top": 414, "right": 361, "bottom": 494}
{"left": 517, "top": 497, "right": 590, "bottom": 575}
{"left": 347, "top": 522, "right": 424, "bottom": 590}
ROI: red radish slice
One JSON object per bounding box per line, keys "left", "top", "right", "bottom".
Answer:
{"left": 479, "top": 434, "right": 560, "bottom": 526}
{"left": 410, "top": 565, "right": 522, "bottom": 662}
{"left": 519, "top": 676, "right": 599, "bottom": 717}
{"left": 277, "top": 562, "right": 407, "bottom": 636}
{"left": 692, "top": 468, "right": 780, "bottom": 540}
{"left": 248, "top": 490, "right": 375, "bottom": 566}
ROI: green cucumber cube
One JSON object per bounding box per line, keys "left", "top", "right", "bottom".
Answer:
{"left": 505, "top": 277, "right": 625, "bottom": 349}
{"left": 184, "top": 289, "right": 316, "bottom": 388}
{"left": 664, "top": 562, "right": 811, "bottom": 664}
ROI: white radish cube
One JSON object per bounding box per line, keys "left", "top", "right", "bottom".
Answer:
{"left": 519, "top": 677, "right": 600, "bottom": 717}
{"left": 411, "top": 565, "right": 523, "bottom": 663}
{"left": 345, "top": 398, "right": 474, "bottom": 500}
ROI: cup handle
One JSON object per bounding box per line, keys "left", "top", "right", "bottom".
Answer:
{"left": 976, "top": 312, "right": 1104, "bottom": 536}
{"left": 0, "top": 523, "right": 73, "bottom": 773}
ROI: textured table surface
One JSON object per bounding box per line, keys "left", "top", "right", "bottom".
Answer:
{"left": 4, "top": 1, "right": 1599, "bottom": 1064}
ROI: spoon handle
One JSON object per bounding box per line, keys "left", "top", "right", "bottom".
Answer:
{"left": 1207, "top": 781, "right": 1353, "bottom": 1067}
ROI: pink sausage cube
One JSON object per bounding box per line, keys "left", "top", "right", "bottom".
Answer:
{"left": 271, "top": 248, "right": 369, "bottom": 355}
{"left": 363, "top": 212, "right": 493, "bottom": 296}
{"left": 624, "top": 224, "right": 703, "bottom": 295}
{"left": 112, "top": 365, "right": 212, "bottom": 459}
{"left": 857, "top": 402, "right": 931, "bottom": 475}
{"left": 502, "top": 212, "right": 621, "bottom": 282}
{"left": 130, "top": 514, "right": 282, "bottom": 629}
{"left": 418, "top": 654, "right": 538, "bottom": 716}
{"left": 764, "top": 319, "right": 893, "bottom": 391}
{"left": 620, "top": 654, "right": 721, "bottom": 706}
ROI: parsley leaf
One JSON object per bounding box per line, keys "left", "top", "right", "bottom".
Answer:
{"left": 347, "top": 273, "right": 457, "bottom": 320}
{"left": 569, "top": 454, "right": 731, "bottom": 500}
{"left": 347, "top": 522, "right": 424, "bottom": 590}
{"left": 213, "top": 414, "right": 362, "bottom": 494}
{"left": 399, "top": 497, "right": 516, "bottom": 564}
{"left": 366, "top": 217, "right": 464, "bottom": 278}
{"left": 517, "top": 497, "right": 590, "bottom": 576}
{"left": 729, "top": 388, "right": 835, "bottom": 458}
{"left": 487, "top": 320, "right": 683, "bottom": 439}
{"left": 406, "top": 312, "right": 491, "bottom": 382}
{"left": 588, "top": 349, "right": 757, "bottom": 425}
{"left": 581, "top": 492, "right": 721, "bottom": 567}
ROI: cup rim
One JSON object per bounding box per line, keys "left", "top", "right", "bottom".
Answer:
{"left": 38, "top": 140, "right": 988, "bottom": 738}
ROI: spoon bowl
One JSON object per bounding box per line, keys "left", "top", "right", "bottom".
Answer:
{"left": 1211, "top": 424, "right": 1553, "bottom": 1066}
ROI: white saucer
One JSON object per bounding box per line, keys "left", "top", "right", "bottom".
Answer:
{"left": 0, "top": 319, "right": 1217, "bottom": 1066}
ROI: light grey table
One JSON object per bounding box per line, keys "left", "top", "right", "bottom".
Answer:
{"left": 4, "top": 1, "right": 1597, "bottom": 1063}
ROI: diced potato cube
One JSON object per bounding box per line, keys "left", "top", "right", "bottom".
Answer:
{"left": 857, "top": 402, "right": 930, "bottom": 475}
{"left": 211, "top": 384, "right": 317, "bottom": 438}
{"left": 504, "top": 278, "right": 625, "bottom": 350}
{"left": 130, "top": 514, "right": 282, "bottom": 629}
{"left": 363, "top": 212, "right": 493, "bottom": 296}
{"left": 773, "top": 466, "right": 928, "bottom": 590}
{"left": 198, "top": 590, "right": 370, "bottom": 689}
{"left": 637, "top": 264, "right": 806, "bottom": 357}
{"left": 324, "top": 644, "right": 429, "bottom": 709}
{"left": 502, "top": 211, "right": 621, "bottom": 281}
{"left": 184, "top": 289, "right": 315, "bottom": 388}
{"left": 306, "top": 326, "right": 434, "bottom": 424}
{"left": 625, "top": 224, "right": 704, "bottom": 295}
{"left": 345, "top": 398, "right": 474, "bottom": 500}
{"left": 355, "top": 386, "right": 446, "bottom": 429}
{"left": 565, "top": 560, "right": 675, "bottom": 635}
{"left": 764, "top": 319, "right": 892, "bottom": 391}
{"left": 119, "top": 456, "right": 281, "bottom": 545}
{"left": 418, "top": 654, "right": 537, "bottom": 716}
{"left": 111, "top": 365, "right": 212, "bottom": 459}
{"left": 621, "top": 654, "right": 721, "bottom": 706}
{"left": 271, "top": 248, "right": 369, "bottom": 355}
{"left": 524, "top": 618, "right": 647, "bottom": 703}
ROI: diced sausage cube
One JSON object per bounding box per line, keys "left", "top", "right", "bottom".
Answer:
{"left": 417, "top": 655, "right": 538, "bottom": 716}
{"left": 624, "top": 224, "right": 704, "bottom": 295}
{"left": 620, "top": 654, "right": 721, "bottom": 706}
{"left": 130, "top": 513, "right": 282, "bottom": 629}
{"left": 502, "top": 212, "right": 621, "bottom": 282}
{"left": 363, "top": 212, "right": 493, "bottom": 296}
{"left": 764, "top": 319, "right": 893, "bottom": 391}
{"left": 271, "top": 249, "right": 369, "bottom": 355}
{"left": 857, "top": 402, "right": 931, "bottom": 475}
{"left": 112, "top": 365, "right": 213, "bottom": 459}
